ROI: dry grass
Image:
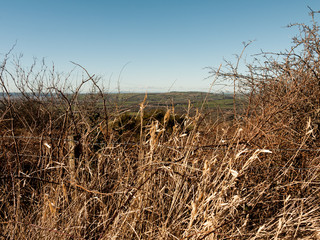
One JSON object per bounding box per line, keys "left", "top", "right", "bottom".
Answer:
{"left": 1, "top": 14, "right": 320, "bottom": 240}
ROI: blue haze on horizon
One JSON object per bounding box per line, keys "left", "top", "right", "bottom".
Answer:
{"left": 1, "top": 0, "right": 320, "bottom": 93}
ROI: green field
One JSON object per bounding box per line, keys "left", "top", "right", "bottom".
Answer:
{"left": 81, "top": 91, "right": 236, "bottom": 113}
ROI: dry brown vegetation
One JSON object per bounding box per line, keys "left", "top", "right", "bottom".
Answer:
{"left": 1, "top": 14, "right": 320, "bottom": 240}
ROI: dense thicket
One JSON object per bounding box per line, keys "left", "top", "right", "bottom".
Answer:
{"left": 1, "top": 14, "right": 320, "bottom": 240}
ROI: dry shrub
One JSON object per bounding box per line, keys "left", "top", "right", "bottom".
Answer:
{"left": 2, "top": 12, "right": 320, "bottom": 240}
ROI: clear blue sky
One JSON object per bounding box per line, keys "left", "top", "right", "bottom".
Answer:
{"left": 1, "top": 0, "right": 319, "bottom": 92}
